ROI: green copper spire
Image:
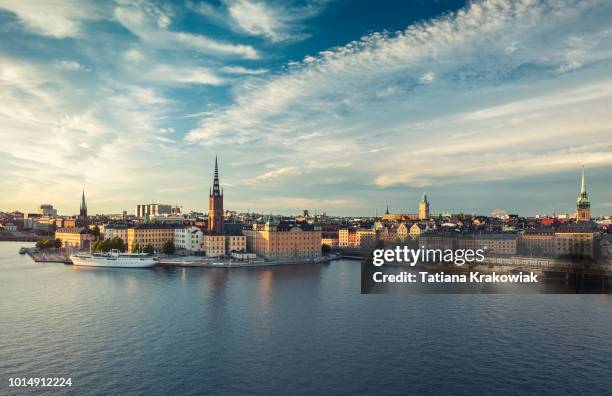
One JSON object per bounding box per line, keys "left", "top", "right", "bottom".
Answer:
{"left": 577, "top": 166, "right": 590, "bottom": 208}
{"left": 421, "top": 192, "right": 428, "bottom": 204}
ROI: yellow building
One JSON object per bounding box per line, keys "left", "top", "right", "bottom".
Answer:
{"left": 396, "top": 223, "right": 409, "bottom": 241}
{"left": 204, "top": 235, "right": 226, "bottom": 257}
{"left": 554, "top": 226, "right": 596, "bottom": 258}
{"left": 356, "top": 228, "right": 376, "bottom": 248}
{"left": 338, "top": 228, "right": 351, "bottom": 246}
{"left": 244, "top": 221, "right": 321, "bottom": 260}
{"left": 55, "top": 228, "right": 96, "bottom": 250}
{"left": 321, "top": 237, "right": 339, "bottom": 247}
{"left": 127, "top": 225, "right": 175, "bottom": 252}
{"left": 409, "top": 223, "right": 425, "bottom": 239}
{"left": 225, "top": 235, "right": 246, "bottom": 253}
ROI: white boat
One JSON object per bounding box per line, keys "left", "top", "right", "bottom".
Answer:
{"left": 70, "top": 249, "right": 157, "bottom": 268}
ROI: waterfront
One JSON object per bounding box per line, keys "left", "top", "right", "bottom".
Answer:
{"left": 1, "top": 241, "right": 612, "bottom": 395}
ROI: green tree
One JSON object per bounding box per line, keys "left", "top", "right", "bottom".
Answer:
{"left": 321, "top": 244, "right": 331, "bottom": 255}
{"left": 54, "top": 238, "right": 62, "bottom": 249}
{"left": 163, "top": 240, "right": 175, "bottom": 255}
{"left": 143, "top": 244, "right": 155, "bottom": 254}
{"left": 91, "top": 225, "right": 100, "bottom": 237}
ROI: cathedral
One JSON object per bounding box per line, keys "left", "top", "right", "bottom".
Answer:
{"left": 208, "top": 156, "right": 224, "bottom": 234}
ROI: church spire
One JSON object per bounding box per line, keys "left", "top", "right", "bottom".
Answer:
{"left": 580, "top": 165, "right": 586, "bottom": 195}
{"left": 211, "top": 155, "right": 221, "bottom": 197}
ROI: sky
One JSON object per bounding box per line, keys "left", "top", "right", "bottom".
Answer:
{"left": 1, "top": 0, "right": 612, "bottom": 217}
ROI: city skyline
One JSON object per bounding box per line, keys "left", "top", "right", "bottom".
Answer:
{"left": 1, "top": 0, "right": 612, "bottom": 215}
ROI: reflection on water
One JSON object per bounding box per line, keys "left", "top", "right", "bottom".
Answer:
{"left": 1, "top": 242, "right": 612, "bottom": 395}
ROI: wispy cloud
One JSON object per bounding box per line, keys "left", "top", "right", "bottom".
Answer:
{"left": 191, "top": 0, "right": 326, "bottom": 43}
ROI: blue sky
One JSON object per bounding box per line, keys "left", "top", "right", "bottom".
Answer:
{"left": 1, "top": 0, "right": 612, "bottom": 217}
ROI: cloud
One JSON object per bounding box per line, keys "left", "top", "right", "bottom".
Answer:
{"left": 114, "top": 2, "right": 258, "bottom": 59}
{"left": 191, "top": 0, "right": 326, "bottom": 43}
{"left": 187, "top": 0, "right": 612, "bottom": 191}
{"left": 221, "top": 66, "right": 269, "bottom": 75}
{"left": 0, "top": 0, "right": 101, "bottom": 38}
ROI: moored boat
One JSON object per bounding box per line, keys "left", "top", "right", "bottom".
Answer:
{"left": 70, "top": 249, "right": 157, "bottom": 268}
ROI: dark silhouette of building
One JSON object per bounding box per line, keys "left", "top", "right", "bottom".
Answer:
{"left": 208, "top": 156, "right": 224, "bottom": 234}
{"left": 78, "top": 189, "right": 88, "bottom": 226}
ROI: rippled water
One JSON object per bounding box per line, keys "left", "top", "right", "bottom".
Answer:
{"left": 1, "top": 241, "right": 611, "bottom": 395}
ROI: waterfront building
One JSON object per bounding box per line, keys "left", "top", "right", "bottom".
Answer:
{"left": 520, "top": 229, "right": 556, "bottom": 256}
{"left": 356, "top": 228, "right": 376, "bottom": 248}
{"left": 104, "top": 223, "right": 129, "bottom": 242}
{"left": 208, "top": 156, "right": 224, "bottom": 235}
{"left": 225, "top": 235, "right": 246, "bottom": 253}
{"left": 321, "top": 236, "right": 339, "bottom": 247}
{"left": 457, "top": 234, "right": 517, "bottom": 255}
{"left": 135, "top": 203, "right": 172, "bottom": 218}
{"left": 127, "top": 224, "right": 175, "bottom": 252}
{"left": 55, "top": 227, "right": 96, "bottom": 250}
{"left": 175, "top": 226, "right": 204, "bottom": 254}
{"left": 419, "top": 231, "right": 458, "bottom": 250}
{"left": 203, "top": 234, "right": 226, "bottom": 257}
{"left": 419, "top": 193, "right": 430, "bottom": 220}
{"left": 576, "top": 166, "right": 591, "bottom": 222}
{"left": 338, "top": 228, "right": 351, "bottom": 246}
{"left": 554, "top": 225, "right": 596, "bottom": 258}
{"left": 244, "top": 221, "right": 321, "bottom": 260}
{"left": 3, "top": 222, "right": 17, "bottom": 232}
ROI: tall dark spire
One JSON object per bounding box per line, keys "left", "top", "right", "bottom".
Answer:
{"left": 79, "top": 188, "right": 88, "bottom": 219}
{"left": 212, "top": 155, "right": 221, "bottom": 197}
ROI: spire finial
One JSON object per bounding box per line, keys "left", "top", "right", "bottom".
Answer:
{"left": 581, "top": 165, "right": 586, "bottom": 194}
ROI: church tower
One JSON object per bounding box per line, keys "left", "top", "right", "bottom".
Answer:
{"left": 80, "top": 189, "right": 87, "bottom": 218}
{"left": 208, "top": 156, "right": 224, "bottom": 234}
{"left": 576, "top": 166, "right": 591, "bottom": 222}
{"left": 418, "top": 193, "right": 430, "bottom": 220}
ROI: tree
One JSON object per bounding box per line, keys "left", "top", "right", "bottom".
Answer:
{"left": 131, "top": 243, "right": 141, "bottom": 253}
{"left": 143, "top": 244, "right": 155, "bottom": 254}
{"left": 54, "top": 238, "right": 62, "bottom": 249}
{"left": 321, "top": 244, "right": 331, "bottom": 255}
{"left": 91, "top": 225, "right": 100, "bottom": 237}
{"left": 163, "top": 240, "right": 175, "bottom": 255}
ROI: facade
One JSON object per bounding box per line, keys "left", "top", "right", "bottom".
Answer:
{"left": 554, "top": 226, "right": 596, "bottom": 258}
{"left": 457, "top": 234, "right": 517, "bottom": 255}
{"left": 127, "top": 225, "right": 175, "bottom": 252}
{"left": 104, "top": 224, "right": 129, "bottom": 242}
{"left": 576, "top": 167, "right": 591, "bottom": 222}
{"left": 419, "top": 231, "right": 458, "bottom": 250}
{"left": 321, "top": 236, "right": 339, "bottom": 247}
{"left": 174, "top": 226, "right": 204, "bottom": 253}
{"left": 356, "top": 228, "right": 376, "bottom": 248}
{"left": 409, "top": 223, "right": 424, "bottom": 239}
{"left": 339, "top": 229, "right": 351, "bottom": 246}
{"left": 419, "top": 193, "right": 430, "bottom": 220}
{"left": 4, "top": 222, "right": 17, "bottom": 232}
{"left": 135, "top": 204, "right": 172, "bottom": 218}
{"left": 244, "top": 221, "right": 321, "bottom": 260}
{"left": 396, "top": 223, "right": 409, "bottom": 241}
{"left": 208, "top": 156, "right": 224, "bottom": 234}
{"left": 225, "top": 235, "right": 247, "bottom": 253}
{"left": 55, "top": 228, "right": 96, "bottom": 250}
{"left": 520, "top": 229, "right": 555, "bottom": 256}
{"left": 203, "top": 235, "right": 226, "bottom": 257}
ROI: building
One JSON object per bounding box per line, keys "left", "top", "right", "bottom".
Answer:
{"left": 127, "top": 225, "right": 175, "bottom": 252}
{"left": 520, "top": 229, "right": 556, "bottom": 256}
{"left": 554, "top": 225, "right": 596, "bottom": 258}
{"left": 338, "top": 228, "right": 352, "bottom": 246}
{"left": 244, "top": 221, "right": 321, "bottom": 260}
{"left": 104, "top": 223, "right": 129, "bottom": 242}
{"left": 356, "top": 228, "right": 376, "bottom": 248}
{"left": 3, "top": 222, "right": 17, "bottom": 232}
{"left": 55, "top": 228, "right": 96, "bottom": 250}
{"left": 225, "top": 235, "right": 246, "bottom": 253}
{"left": 419, "top": 193, "right": 430, "bottom": 220}
{"left": 39, "top": 204, "right": 57, "bottom": 217}
{"left": 203, "top": 234, "right": 226, "bottom": 257}
{"left": 208, "top": 156, "right": 224, "bottom": 235}
{"left": 174, "top": 226, "right": 204, "bottom": 254}
{"left": 419, "top": 231, "right": 458, "bottom": 250}
{"left": 576, "top": 166, "right": 591, "bottom": 222}
{"left": 396, "top": 223, "right": 409, "bottom": 241}
{"left": 457, "top": 234, "right": 517, "bottom": 255}
{"left": 135, "top": 203, "right": 172, "bottom": 218}
{"left": 77, "top": 189, "right": 88, "bottom": 226}
{"left": 410, "top": 223, "right": 425, "bottom": 240}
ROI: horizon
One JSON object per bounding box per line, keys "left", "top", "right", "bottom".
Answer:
{"left": 1, "top": 0, "right": 612, "bottom": 216}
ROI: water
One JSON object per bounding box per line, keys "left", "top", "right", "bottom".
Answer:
{"left": 1, "top": 241, "right": 611, "bottom": 395}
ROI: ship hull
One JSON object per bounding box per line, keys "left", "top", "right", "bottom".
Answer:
{"left": 70, "top": 255, "right": 157, "bottom": 268}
